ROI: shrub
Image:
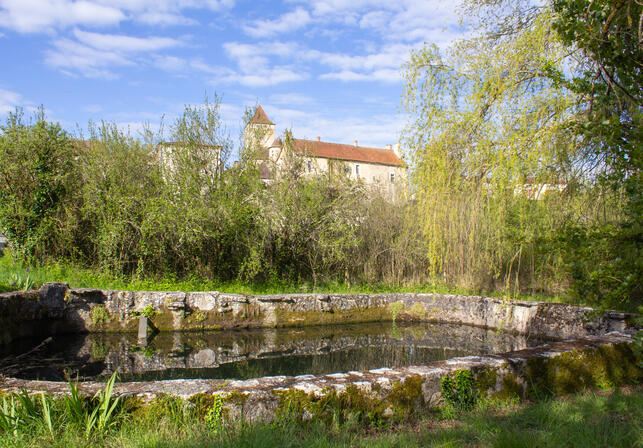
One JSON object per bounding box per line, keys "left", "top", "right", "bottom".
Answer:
{"left": 440, "top": 369, "right": 477, "bottom": 411}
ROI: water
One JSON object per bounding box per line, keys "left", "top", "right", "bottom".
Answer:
{"left": 0, "top": 322, "right": 552, "bottom": 382}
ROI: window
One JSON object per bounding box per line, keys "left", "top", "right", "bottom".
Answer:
{"left": 390, "top": 172, "right": 395, "bottom": 183}
{"left": 355, "top": 165, "right": 360, "bottom": 177}
{"left": 344, "top": 165, "right": 351, "bottom": 175}
{"left": 307, "top": 160, "right": 312, "bottom": 172}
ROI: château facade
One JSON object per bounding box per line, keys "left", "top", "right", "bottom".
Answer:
{"left": 244, "top": 105, "right": 407, "bottom": 192}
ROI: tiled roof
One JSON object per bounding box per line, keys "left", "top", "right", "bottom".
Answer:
{"left": 249, "top": 105, "right": 274, "bottom": 125}
{"left": 293, "top": 139, "right": 404, "bottom": 167}
{"left": 159, "top": 141, "right": 221, "bottom": 149}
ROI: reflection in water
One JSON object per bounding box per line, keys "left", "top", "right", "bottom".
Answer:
{"left": 0, "top": 322, "right": 552, "bottom": 381}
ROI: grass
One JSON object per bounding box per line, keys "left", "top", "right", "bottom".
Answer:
{"left": 0, "top": 387, "right": 640, "bottom": 448}
{"left": 0, "top": 252, "right": 571, "bottom": 305}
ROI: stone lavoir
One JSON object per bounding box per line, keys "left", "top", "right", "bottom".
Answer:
{"left": 0, "top": 283, "right": 639, "bottom": 421}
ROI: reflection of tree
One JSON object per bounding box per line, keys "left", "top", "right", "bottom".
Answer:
{"left": 4, "top": 322, "right": 552, "bottom": 381}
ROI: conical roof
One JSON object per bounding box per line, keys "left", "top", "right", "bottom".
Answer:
{"left": 249, "top": 105, "right": 274, "bottom": 125}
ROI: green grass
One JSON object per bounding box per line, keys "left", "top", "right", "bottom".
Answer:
{"left": 0, "top": 251, "right": 568, "bottom": 304}
{"left": 0, "top": 388, "right": 640, "bottom": 448}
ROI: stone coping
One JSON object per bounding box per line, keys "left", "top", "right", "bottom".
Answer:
{"left": 1, "top": 332, "right": 638, "bottom": 421}
{"left": 0, "top": 284, "right": 635, "bottom": 345}
{"left": 1, "top": 284, "right": 640, "bottom": 421}
{"left": 0, "top": 331, "right": 631, "bottom": 397}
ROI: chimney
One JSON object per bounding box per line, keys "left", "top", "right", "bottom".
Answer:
{"left": 392, "top": 142, "right": 402, "bottom": 158}
{"left": 354, "top": 140, "right": 358, "bottom": 147}
{"left": 385, "top": 144, "right": 392, "bottom": 150}
{"left": 316, "top": 136, "right": 320, "bottom": 142}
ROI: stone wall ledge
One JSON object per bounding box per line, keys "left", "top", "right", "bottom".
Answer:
{"left": 1, "top": 331, "right": 639, "bottom": 422}
{"left": 0, "top": 283, "right": 637, "bottom": 345}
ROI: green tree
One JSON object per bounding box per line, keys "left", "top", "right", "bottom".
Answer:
{"left": 403, "top": 2, "right": 584, "bottom": 293}
{"left": 547, "top": 0, "right": 642, "bottom": 308}
{"left": 0, "top": 108, "right": 80, "bottom": 261}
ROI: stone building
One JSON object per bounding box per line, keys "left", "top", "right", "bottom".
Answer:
{"left": 244, "top": 105, "right": 407, "bottom": 193}
{"left": 157, "top": 141, "right": 223, "bottom": 180}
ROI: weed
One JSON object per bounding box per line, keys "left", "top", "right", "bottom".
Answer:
{"left": 204, "top": 394, "right": 224, "bottom": 433}
{"left": 440, "top": 369, "right": 477, "bottom": 411}
{"left": 9, "top": 272, "right": 36, "bottom": 291}
{"left": 130, "top": 305, "right": 157, "bottom": 320}
{"left": 90, "top": 305, "right": 110, "bottom": 327}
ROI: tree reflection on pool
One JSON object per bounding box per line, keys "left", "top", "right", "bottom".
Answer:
{"left": 0, "top": 321, "right": 553, "bottom": 382}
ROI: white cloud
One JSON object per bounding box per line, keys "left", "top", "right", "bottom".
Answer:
{"left": 290, "top": 0, "right": 462, "bottom": 45}
{"left": 45, "top": 38, "right": 132, "bottom": 78}
{"left": 243, "top": 7, "right": 312, "bottom": 38}
{"left": 73, "top": 29, "right": 181, "bottom": 52}
{"left": 0, "top": 0, "right": 235, "bottom": 33}
{"left": 0, "top": 0, "right": 125, "bottom": 33}
{"left": 309, "top": 42, "right": 415, "bottom": 82}
{"left": 359, "top": 10, "right": 389, "bottom": 29}
{"left": 0, "top": 88, "right": 22, "bottom": 114}
{"left": 46, "top": 30, "right": 182, "bottom": 78}
{"left": 320, "top": 68, "right": 400, "bottom": 83}
{"left": 154, "top": 55, "right": 188, "bottom": 72}
{"left": 153, "top": 55, "right": 222, "bottom": 76}
{"left": 136, "top": 11, "right": 197, "bottom": 26}
{"left": 218, "top": 41, "right": 306, "bottom": 86}
{"left": 264, "top": 103, "right": 405, "bottom": 148}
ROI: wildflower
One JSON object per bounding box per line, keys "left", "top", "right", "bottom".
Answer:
{"left": 11, "top": 282, "right": 15, "bottom": 286}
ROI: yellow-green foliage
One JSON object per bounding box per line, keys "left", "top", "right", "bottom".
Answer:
{"left": 387, "top": 375, "right": 425, "bottom": 418}
{"left": 204, "top": 395, "right": 224, "bottom": 432}
{"left": 90, "top": 305, "right": 111, "bottom": 327}
{"left": 389, "top": 302, "right": 404, "bottom": 322}
{"left": 275, "top": 306, "right": 390, "bottom": 327}
{"left": 189, "top": 311, "right": 208, "bottom": 324}
{"left": 276, "top": 376, "right": 425, "bottom": 426}
{"left": 402, "top": 1, "right": 622, "bottom": 297}
{"left": 135, "top": 394, "right": 191, "bottom": 426}
{"left": 188, "top": 392, "right": 248, "bottom": 421}
{"left": 474, "top": 343, "right": 642, "bottom": 402}
{"left": 402, "top": 302, "right": 428, "bottom": 320}
{"left": 492, "top": 374, "right": 523, "bottom": 402}
{"left": 525, "top": 343, "right": 642, "bottom": 398}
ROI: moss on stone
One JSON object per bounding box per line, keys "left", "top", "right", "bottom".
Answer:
{"left": 274, "top": 376, "right": 426, "bottom": 426}
{"left": 474, "top": 367, "right": 497, "bottom": 394}
{"left": 398, "top": 302, "right": 428, "bottom": 321}
{"left": 275, "top": 386, "right": 388, "bottom": 426}
{"left": 90, "top": 304, "right": 110, "bottom": 328}
{"left": 224, "top": 391, "right": 250, "bottom": 405}
{"left": 491, "top": 373, "right": 523, "bottom": 401}
{"left": 525, "top": 342, "right": 642, "bottom": 399}
{"left": 275, "top": 306, "right": 391, "bottom": 327}
{"left": 387, "top": 375, "right": 425, "bottom": 419}
{"left": 121, "top": 395, "right": 144, "bottom": 413}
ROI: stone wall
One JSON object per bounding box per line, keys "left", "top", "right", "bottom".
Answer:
{"left": 0, "top": 283, "right": 639, "bottom": 422}
{"left": 1, "top": 332, "right": 639, "bottom": 422}
{"left": 0, "top": 283, "right": 634, "bottom": 345}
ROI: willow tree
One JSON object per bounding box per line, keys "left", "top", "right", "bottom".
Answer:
{"left": 403, "top": 1, "right": 605, "bottom": 294}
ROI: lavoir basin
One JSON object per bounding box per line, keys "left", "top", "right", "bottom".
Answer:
{"left": 0, "top": 322, "right": 552, "bottom": 382}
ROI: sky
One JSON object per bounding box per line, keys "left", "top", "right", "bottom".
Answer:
{"left": 0, "top": 0, "right": 466, "bottom": 156}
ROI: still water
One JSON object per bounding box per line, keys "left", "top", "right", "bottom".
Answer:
{"left": 1, "top": 322, "right": 551, "bottom": 382}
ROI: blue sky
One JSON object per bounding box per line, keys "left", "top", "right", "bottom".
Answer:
{"left": 0, "top": 0, "right": 465, "bottom": 155}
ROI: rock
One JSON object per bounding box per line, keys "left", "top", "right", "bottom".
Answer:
{"left": 38, "top": 282, "right": 69, "bottom": 314}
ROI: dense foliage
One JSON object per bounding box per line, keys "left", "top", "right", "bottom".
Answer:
{"left": 0, "top": 101, "right": 426, "bottom": 288}
{"left": 0, "top": 2, "right": 640, "bottom": 310}
{"left": 548, "top": 0, "right": 642, "bottom": 308}
{"left": 403, "top": 0, "right": 641, "bottom": 309}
